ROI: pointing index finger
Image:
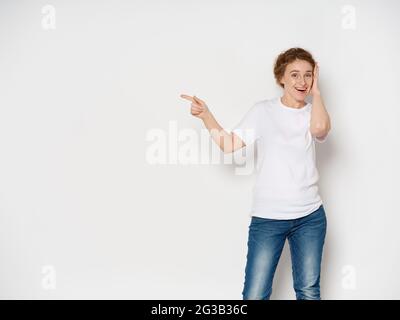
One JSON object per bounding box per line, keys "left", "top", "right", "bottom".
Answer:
{"left": 180, "top": 94, "right": 195, "bottom": 103}
{"left": 193, "top": 95, "right": 204, "bottom": 106}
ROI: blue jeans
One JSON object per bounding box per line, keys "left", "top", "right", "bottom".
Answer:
{"left": 242, "top": 204, "right": 327, "bottom": 300}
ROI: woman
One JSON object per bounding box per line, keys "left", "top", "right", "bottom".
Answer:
{"left": 180, "top": 47, "right": 331, "bottom": 300}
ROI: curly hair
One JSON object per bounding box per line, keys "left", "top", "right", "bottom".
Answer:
{"left": 273, "top": 48, "right": 316, "bottom": 88}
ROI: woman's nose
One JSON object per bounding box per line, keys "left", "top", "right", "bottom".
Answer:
{"left": 297, "top": 78, "right": 306, "bottom": 86}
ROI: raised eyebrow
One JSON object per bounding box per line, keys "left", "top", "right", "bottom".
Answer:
{"left": 290, "top": 70, "right": 312, "bottom": 73}
{"left": 290, "top": 70, "right": 313, "bottom": 73}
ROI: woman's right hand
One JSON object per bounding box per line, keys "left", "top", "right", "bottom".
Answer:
{"left": 180, "top": 94, "right": 210, "bottom": 120}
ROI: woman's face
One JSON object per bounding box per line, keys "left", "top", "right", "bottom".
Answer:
{"left": 280, "top": 59, "right": 314, "bottom": 102}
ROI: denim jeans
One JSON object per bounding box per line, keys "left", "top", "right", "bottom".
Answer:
{"left": 242, "top": 204, "right": 327, "bottom": 300}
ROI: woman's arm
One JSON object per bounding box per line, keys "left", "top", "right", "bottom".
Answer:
{"left": 310, "top": 92, "right": 331, "bottom": 138}
{"left": 309, "top": 64, "right": 331, "bottom": 138}
{"left": 180, "top": 94, "right": 245, "bottom": 153}
{"left": 201, "top": 111, "right": 246, "bottom": 154}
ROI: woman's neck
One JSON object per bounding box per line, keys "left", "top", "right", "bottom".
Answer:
{"left": 281, "top": 93, "right": 306, "bottom": 109}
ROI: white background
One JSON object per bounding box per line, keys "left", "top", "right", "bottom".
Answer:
{"left": 0, "top": 0, "right": 399, "bottom": 299}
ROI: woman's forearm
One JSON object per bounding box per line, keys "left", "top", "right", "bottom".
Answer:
{"left": 180, "top": 94, "right": 245, "bottom": 153}
{"left": 201, "top": 112, "right": 244, "bottom": 153}
{"left": 310, "top": 92, "right": 331, "bottom": 137}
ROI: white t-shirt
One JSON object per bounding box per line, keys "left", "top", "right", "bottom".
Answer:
{"left": 232, "top": 97, "right": 327, "bottom": 220}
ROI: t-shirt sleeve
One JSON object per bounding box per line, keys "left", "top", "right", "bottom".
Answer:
{"left": 231, "top": 103, "right": 262, "bottom": 146}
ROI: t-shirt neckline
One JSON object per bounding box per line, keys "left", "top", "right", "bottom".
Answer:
{"left": 278, "top": 97, "right": 310, "bottom": 112}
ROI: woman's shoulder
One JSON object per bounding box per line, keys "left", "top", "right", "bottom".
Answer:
{"left": 252, "top": 97, "right": 277, "bottom": 111}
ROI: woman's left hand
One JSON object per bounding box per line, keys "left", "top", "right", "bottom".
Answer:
{"left": 310, "top": 63, "right": 321, "bottom": 96}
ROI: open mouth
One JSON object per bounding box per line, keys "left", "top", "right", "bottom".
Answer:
{"left": 295, "top": 87, "right": 307, "bottom": 94}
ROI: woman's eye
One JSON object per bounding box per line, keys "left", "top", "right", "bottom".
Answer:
{"left": 305, "top": 74, "right": 312, "bottom": 78}
{"left": 291, "top": 74, "right": 298, "bottom": 78}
